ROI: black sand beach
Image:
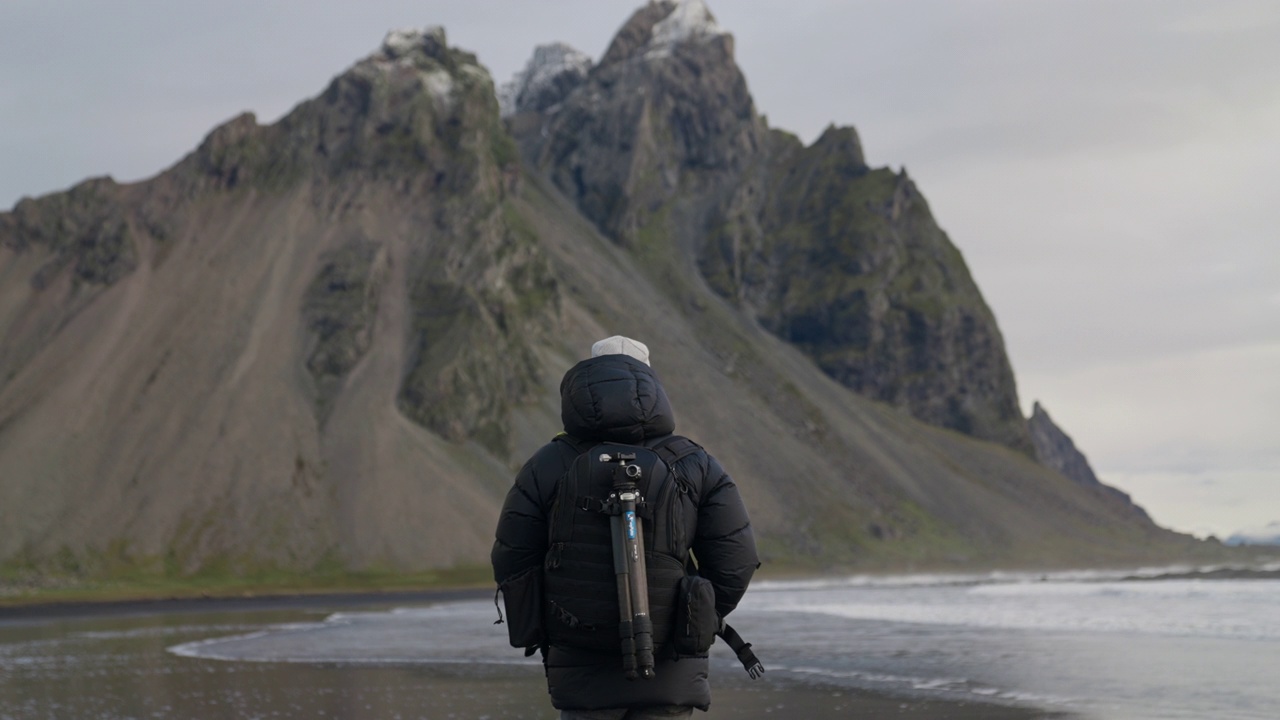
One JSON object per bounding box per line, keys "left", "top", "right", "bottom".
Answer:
{"left": 0, "top": 588, "right": 1066, "bottom": 719}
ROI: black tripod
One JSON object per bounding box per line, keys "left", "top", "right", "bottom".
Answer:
{"left": 607, "top": 453, "right": 656, "bottom": 680}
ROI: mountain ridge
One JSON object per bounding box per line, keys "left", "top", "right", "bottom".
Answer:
{"left": 0, "top": 5, "right": 1229, "bottom": 582}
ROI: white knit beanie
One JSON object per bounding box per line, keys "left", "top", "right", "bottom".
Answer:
{"left": 591, "top": 335, "right": 650, "bottom": 366}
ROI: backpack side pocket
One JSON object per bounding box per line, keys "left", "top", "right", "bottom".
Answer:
{"left": 497, "top": 565, "right": 545, "bottom": 650}
{"left": 673, "top": 574, "right": 718, "bottom": 656}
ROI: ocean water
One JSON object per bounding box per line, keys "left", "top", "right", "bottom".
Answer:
{"left": 3, "top": 567, "right": 1278, "bottom": 719}
{"left": 732, "top": 568, "right": 1280, "bottom": 719}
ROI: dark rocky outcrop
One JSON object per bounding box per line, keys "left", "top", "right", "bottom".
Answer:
{"left": 303, "top": 238, "right": 387, "bottom": 420}
{"left": 1029, "top": 401, "right": 1148, "bottom": 516}
{"left": 2, "top": 177, "right": 137, "bottom": 287}
{"left": 717, "top": 127, "right": 1029, "bottom": 451}
{"left": 395, "top": 203, "right": 558, "bottom": 452}
{"left": 498, "top": 43, "right": 593, "bottom": 118}
{"left": 1028, "top": 401, "right": 1103, "bottom": 488}
{"left": 521, "top": 0, "right": 762, "bottom": 248}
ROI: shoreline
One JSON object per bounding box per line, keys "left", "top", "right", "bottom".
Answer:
{"left": 0, "top": 587, "right": 1072, "bottom": 719}
{"left": 6, "top": 556, "right": 1279, "bottom": 620}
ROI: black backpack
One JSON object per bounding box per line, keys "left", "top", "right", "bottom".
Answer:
{"left": 495, "top": 433, "right": 764, "bottom": 678}
{"left": 541, "top": 433, "right": 701, "bottom": 656}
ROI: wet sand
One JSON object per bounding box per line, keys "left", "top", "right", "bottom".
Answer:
{"left": 708, "top": 679, "right": 1061, "bottom": 719}
{"left": 330, "top": 667, "right": 1067, "bottom": 719}
{"left": 0, "top": 588, "right": 1066, "bottom": 719}
{"left": 369, "top": 670, "right": 1067, "bottom": 719}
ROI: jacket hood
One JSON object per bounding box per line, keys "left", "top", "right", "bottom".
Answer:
{"left": 560, "top": 354, "right": 675, "bottom": 443}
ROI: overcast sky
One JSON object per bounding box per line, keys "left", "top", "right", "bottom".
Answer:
{"left": 2, "top": 0, "right": 1276, "bottom": 539}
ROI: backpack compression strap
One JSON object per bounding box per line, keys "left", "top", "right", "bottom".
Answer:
{"left": 718, "top": 621, "right": 765, "bottom": 679}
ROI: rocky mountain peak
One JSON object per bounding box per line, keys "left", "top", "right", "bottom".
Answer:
{"left": 1028, "top": 401, "right": 1102, "bottom": 487}
{"left": 176, "top": 22, "right": 512, "bottom": 198}
{"left": 514, "top": 0, "right": 760, "bottom": 246}
{"left": 353, "top": 25, "right": 490, "bottom": 109}
{"left": 600, "top": 0, "right": 731, "bottom": 68}
{"left": 646, "top": 0, "right": 726, "bottom": 57}
{"left": 814, "top": 124, "right": 868, "bottom": 171}
{"left": 498, "top": 42, "right": 592, "bottom": 118}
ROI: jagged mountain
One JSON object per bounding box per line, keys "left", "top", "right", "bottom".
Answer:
{"left": 510, "top": 0, "right": 1031, "bottom": 454}
{"left": 0, "top": 5, "right": 1215, "bottom": 579}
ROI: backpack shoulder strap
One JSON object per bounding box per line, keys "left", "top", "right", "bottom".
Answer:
{"left": 548, "top": 433, "right": 592, "bottom": 548}
{"left": 650, "top": 436, "right": 701, "bottom": 501}
{"left": 649, "top": 435, "right": 701, "bottom": 468}
{"left": 553, "top": 432, "right": 590, "bottom": 455}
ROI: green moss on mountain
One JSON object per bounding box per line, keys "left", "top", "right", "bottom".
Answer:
{"left": 2, "top": 177, "right": 137, "bottom": 287}
{"left": 396, "top": 200, "right": 559, "bottom": 455}
{"left": 303, "top": 239, "right": 386, "bottom": 421}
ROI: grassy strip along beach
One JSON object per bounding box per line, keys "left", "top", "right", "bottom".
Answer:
{"left": 0, "top": 563, "right": 495, "bottom": 608}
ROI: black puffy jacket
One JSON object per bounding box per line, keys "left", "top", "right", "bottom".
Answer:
{"left": 492, "top": 354, "right": 759, "bottom": 711}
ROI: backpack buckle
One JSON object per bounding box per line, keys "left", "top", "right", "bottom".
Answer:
{"left": 578, "top": 495, "right": 620, "bottom": 514}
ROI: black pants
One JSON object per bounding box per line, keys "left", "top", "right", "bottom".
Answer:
{"left": 558, "top": 706, "right": 694, "bottom": 719}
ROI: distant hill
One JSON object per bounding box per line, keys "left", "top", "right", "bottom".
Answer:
{"left": 0, "top": 1, "right": 1222, "bottom": 581}
{"left": 1225, "top": 523, "right": 1280, "bottom": 547}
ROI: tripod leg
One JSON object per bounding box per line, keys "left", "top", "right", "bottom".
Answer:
{"left": 611, "top": 511, "right": 638, "bottom": 680}
{"left": 625, "top": 508, "right": 655, "bottom": 679}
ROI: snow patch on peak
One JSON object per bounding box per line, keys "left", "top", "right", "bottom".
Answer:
{"left": 421, "top": 69, "right": 454, "bottom": 103}
{"left": 380, "top": 25, "right": 447, "bottom": 60}
{"left": 647, "top": 0, "right": 724, "bottom": 57}
{"left": 383, "top": 28, "right": 422, "bottom": 57}
{"left": 368, "top": 26, "right": 459, "bottom": 107}
{"left": 499, "top": 42, "right": 593, "bottom": 118}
